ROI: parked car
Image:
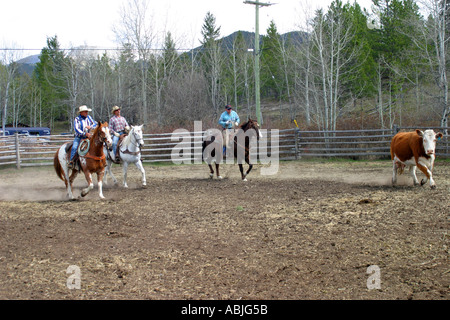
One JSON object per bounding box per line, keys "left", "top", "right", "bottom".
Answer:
{"left": 3, "top": 127, "right": 51, "bottom": 136}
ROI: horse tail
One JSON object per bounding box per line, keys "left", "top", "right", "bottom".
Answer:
{"left": 53, "top": 148, "right": 65, "bottom": 182}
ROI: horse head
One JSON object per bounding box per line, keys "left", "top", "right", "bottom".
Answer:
{"left": 242, "top": 118, "right": 263, "bottom": 140}
{"left": 96, "top": 121, "right": 113, "bottom": 150}
{"left": 131, "top": 124, "right": 145, "bottom": 148}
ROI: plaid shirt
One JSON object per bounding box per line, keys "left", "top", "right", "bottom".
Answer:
{"left": 109, "top": 115, "right": 129, "bottom": 135}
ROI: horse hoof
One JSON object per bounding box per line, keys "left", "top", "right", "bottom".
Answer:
{"left": 431, "top": 185, "right": 437, "bottom": 189}
{"left": 209, "top": 174, "right": 214, "bottom": 179}
{"left": 243, "top": 178, "right": 248, "bottom": 182}
{"left": 217, "top": 176, "right": 223, "bottom": 180}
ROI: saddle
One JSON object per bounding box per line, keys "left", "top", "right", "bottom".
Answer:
{"left": 65, "top": 141, "right": 80, "bottom": 171}
{"left": 109, "top": 134, "right": 127, "bottom": 164}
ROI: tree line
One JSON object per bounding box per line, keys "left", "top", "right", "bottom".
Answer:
{"left": 0, "top": 0, "right": 448, "bottom": 134}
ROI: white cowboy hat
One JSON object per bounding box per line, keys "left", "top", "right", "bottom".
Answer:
{"left": 111, "top": 106, "right": 121, "bottom": 114}
{"left": 78, "top": 105, "right": 92, "bottom": 113}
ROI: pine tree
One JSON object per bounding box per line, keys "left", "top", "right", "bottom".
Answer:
{"left": 33, "top": 36, "right": 68, "bottom": 127}
{"left": 200, "top": 11, "right": 223, "bottom": 115}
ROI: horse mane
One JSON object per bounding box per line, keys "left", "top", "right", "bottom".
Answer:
{"left": 122, "top": 126, "right": 133, "bottom": 146}
{"left": 239, "top": 119, "right": 255, "bottom": 132}
{"left": 91, "top": 122, "right": 101, "bottom": 140}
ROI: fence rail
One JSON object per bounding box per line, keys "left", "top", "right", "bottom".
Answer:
{"left": 1, "top": 127, "right": 449, "bottom": 169}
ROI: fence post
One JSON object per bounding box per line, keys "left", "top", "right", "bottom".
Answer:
{"left": 294, "top": 128, "right": 300, "bottom": 160}
{"left": 393, "top": 124, "right": 399, "bottom": 135}
{"left": 15, "top": 132, "right": 21, "bottom": 169}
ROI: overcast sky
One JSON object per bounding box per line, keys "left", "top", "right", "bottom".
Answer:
{"left": 0, "top": 0, "right": 374, "bottom": 56}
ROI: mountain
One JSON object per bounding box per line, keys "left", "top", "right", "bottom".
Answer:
{"left": 186, "top": 30, "right": 306, "bottom": 59}
{"left": 14, "top": 31, "right": 307, "bottom": 75}
{"left": 16, "top": 54, "right": 40, "bottom": 76}
{"left": 220, "top": 30, "right": 306, "bottom": 50}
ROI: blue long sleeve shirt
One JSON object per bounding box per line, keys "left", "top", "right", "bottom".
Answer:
{"left": 218, "top": 111, "right": 240, "bottom": 129}
{"left": 74, "top": 114, "right": 96, "bottom": 138}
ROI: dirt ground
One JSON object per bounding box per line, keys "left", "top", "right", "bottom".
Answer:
{"left": 0, "top": 160, "right": 448, "bottom": 300}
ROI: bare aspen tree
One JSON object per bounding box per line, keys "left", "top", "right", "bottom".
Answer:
{"left": 309, "top": 3, "right": 361, "bottom": 132}
{"left": 0, "top": 46, "right": 21, "bottom": 135}
{"left": 414, "top": 0, "right": 449, "bottom": 129}
{"left": 114, "top": 0, "right": 155, "bottom": 124}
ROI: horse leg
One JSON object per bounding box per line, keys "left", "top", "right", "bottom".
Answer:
{"left": 68, "top": 170, "right": 78, "bottom": 199}
{"left": 61, "top": 167, "right": 73, "bottom": 199}
{"left": 122, "top": 161, "right": 129, "bottom": 188}
{"left": 238, "top": 164, "right": 246, "bottom": 180}
{"left": 58, "top": 149, "right": 76, "bottom": 199}
{"left": 239, "top": 156, "right": 253, "bottom": 181}
{"left": 104, "top": 159, "right": 118, "bottom": 185}
{"left": 208, "top": 164, "right": 214, "bottom": 179}
{"left": 216, "top": 163, "right": 222, "bottom": 179}
{"left": 81, "top": 172, "right": 94, "bottom": 197}
{"left": 244, "top": 164, "right": 253, "bottom": 181}
{"left": 97, "top": 171, "right": 106, "bottom": 199}
{"left": 135, "top": 160, "right": 146, "bottom": 186}
{"left": 103, "top": 160, "right": 109, "bottom": 185}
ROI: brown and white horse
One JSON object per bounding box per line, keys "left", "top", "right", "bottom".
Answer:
{"left": 54, "top": 122, "right": 113, "bottom": 199}
{"left": 202, "top": 118, "right": 262, "bottom": 181}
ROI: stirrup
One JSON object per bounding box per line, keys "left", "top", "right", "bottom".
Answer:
{"left": 111, "top": 152, "right": 121, "bottom": 164}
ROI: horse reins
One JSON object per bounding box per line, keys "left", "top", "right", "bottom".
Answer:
{"left": 84, "top": 126, "right": 108, "bottom": 161}
{"left": 84, "top": 153, "right": 106, "bottom": 161}
{"left": 120, "top": 130, "right": 142, "bottom": 156}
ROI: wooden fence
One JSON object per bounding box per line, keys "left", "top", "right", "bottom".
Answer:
{"left": 1, "top": 127, "right": 449, "bottom": 169}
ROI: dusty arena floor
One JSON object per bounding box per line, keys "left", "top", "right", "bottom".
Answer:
{"left": 0, "top": 160, "right": 448, "bottom": 300}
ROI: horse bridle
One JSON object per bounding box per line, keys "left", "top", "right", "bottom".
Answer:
{"left": 130, "top": 129, "right": 143, "bottom": 149}
{"left": 82, "top": 126, "right": 110, "bottom": 161}
{"left": 121, "top": 128, "right": 143, "bottom": 155}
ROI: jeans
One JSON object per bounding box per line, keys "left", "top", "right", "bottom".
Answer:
{"left": 70, "top": 136, "right": 81, "bottom": 161}
{"left": 112, "top": 131, "right": 125, "bottom": 154}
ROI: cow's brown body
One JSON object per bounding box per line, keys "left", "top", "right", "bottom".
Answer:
{"left": 390, "top": 129, "right": 443, "bottom": 189}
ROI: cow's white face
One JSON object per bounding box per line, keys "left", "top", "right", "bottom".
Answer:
{"left": 417, "top": 129, "right": 443, "bottom": 155}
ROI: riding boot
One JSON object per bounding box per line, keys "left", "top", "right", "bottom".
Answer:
{"left": 114, "top": 149, "right": 121, "bottom": 164}
{"left": 68, "top": 161, "right": 74, "bottom": 169}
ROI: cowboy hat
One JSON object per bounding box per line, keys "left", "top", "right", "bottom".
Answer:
{"left": 111, "top": 106, "right": 121, "bottom": 113}
{"left": 78, "top": 105, "right": 92, "bottom": 113}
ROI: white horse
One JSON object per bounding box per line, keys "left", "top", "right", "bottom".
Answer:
{"left": 104, "top": 125, "right": 146, "bottom": 188}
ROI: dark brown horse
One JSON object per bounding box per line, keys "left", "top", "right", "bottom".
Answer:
{"left": 202, "top": 118, "right": 262, "bottom": 181}
{"left": 54, "top": 122, "right": 113, "bottom": 199}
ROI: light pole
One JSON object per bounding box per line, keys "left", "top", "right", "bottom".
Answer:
{"left": 244, "top": 1, "right": 274, "bottom": 124}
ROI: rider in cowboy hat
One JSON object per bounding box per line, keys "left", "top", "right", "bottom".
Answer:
{"left": 109, "top": 105, "right": 130, "bottom": 163}
{"left": 68, "top": 105, "right": 97, "bottom": 169}
{"left": 218, "top": 104, "right": 240, "bottom": 156}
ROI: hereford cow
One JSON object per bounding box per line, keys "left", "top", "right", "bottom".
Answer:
{"left": 390, "top": 129, "right": 443, "bottom": 189}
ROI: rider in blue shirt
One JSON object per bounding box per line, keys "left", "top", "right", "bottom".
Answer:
{"left": 69, "top": 105, "right": 97, "bottom": 169}
{"left": 218, "top": 105, "right": 240, "bottom": 156}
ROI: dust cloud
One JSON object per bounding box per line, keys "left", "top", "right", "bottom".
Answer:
{"left": 0, "top": 170, "right": 67, "bottom": 201}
